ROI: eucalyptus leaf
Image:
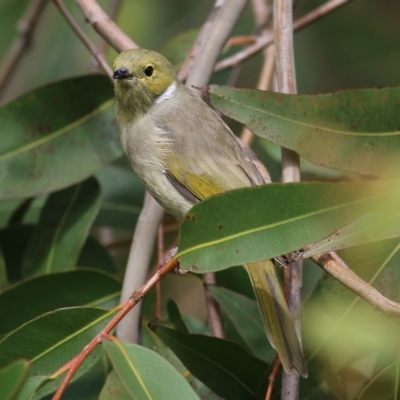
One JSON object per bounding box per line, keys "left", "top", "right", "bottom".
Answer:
{"left": 103, "top": 340, "right": 199, "bottom": 400}
{"left": 208, "top": 286, "right": 274, "bottom": 362}
{"left": 99, "top": 370, "right": 132, "bottom": 400}
{"left": 95, "top": 164, "right": 144, "bottom": 229}
{"left": 303, "top": 196, "right": 400, "bottom": 257}
{"left": 13, "top": 376, "right": 48, "bottom": 400}
{"left": 0, "top": 307, "right": 116, "bottom": 398}
{"left": 177, "top": 181, "right": 400, "bottom": 271}
{"left": 208, "top": 85, "right": 400, "bottom": 178}
{"left": 166, "top": 299, "right": 189, "bottom": 333}
{"left": 0, "top": 359, "right": 29, "bottom": 400}
{"left": 358, "top": 360, "right": 399, "bottom": 400}
{"left": 0, "top": 75, "right": 122, "bottom": 199}
{"left": 152, "top": 325, "right": 268, "bottom": 400}
{"left": 22, "top": 178, "right": 100, "bottom": 276}
{"left": 0, "top": 268, "right": 121, "bottom": 338}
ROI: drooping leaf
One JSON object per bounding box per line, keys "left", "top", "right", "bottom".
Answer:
{"left": 141, "top": 324, "right": 219, "bottom": 399}
{"left": 0, "top": 307, "right": 116, "bottom": 398}
{"left": 0, "top": 359, "right": 29, "bottom": 400}
{"left": 103, "top": 340, "right": 199, "bottom": 400}
{"left": 208, "top": 286, "right": 273, "bottom": 362}
{"left": 0, "top": 268, "right": 121, "bottom": 338}
{"left": 99, "top": 370, "right": 132, "bottom": 400}
{"left": 13, "top": 375, "right": 48, "bottom": 400}
{"left": 302, "top": 238, "right": 400, "bottom": 397}
{"left": 95, "top": 164, "right": 144, "bottom": 229}
{"left": 0, "top": 225, "right": 33, "bottom": 283}
{"left": 22, "top": 178, "right": 100, "bottom": 276}
{"left": 208, "top": 85, "right": 400, "bottom": 178}
{"left": 0, "top": 75, "right": 122, "bottom": 199}
{"left": 177, "top": 181, "right": 400, "bottom": 271}
{"left": 77, "top": 235, "right": 117, "bottom": 273}
{"left": 303, "top": 196, "right": 400, "bottom": 257}
{"left": 358, "top": 360, "right": 400, "bottom": 400}
{"left": 0, "top": 247, "right": 7, "bottom": 292}
{"left": 166, "top": 299, "right": 189, "bottom": 333}
{"left": 152, "top": 324, "right": 268, "bottom": 400}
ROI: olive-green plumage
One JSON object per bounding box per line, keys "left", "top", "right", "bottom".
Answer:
{"left": 113, "top": 48, "right": 307, "bottom": 377}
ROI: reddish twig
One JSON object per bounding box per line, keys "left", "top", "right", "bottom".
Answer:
{"left": 215, "top": 0, "right": 352, "bottom": 73}
{"left": 265, "top": 356, "right": 282, "bottom": 400}
{"left": 51, "top": 257, "right": 179, "bottom": 400}
{"left": 203, "top": 272, "right": 224, "bottom": 338}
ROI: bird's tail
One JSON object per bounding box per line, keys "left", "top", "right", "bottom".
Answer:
{"left": 246, "top": 260, "right": 308, "bottom": 377}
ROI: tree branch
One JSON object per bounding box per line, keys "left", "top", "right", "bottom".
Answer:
{"left": 274, "top": 0, "right": 302, "bottom": 396}
{"left": 0, "top": 0, "right": 48, "bottom": 103}
{"left": 311, "top": 252, "right": 400, "bottom": 319}
{"left": 117, "top": 192, "right": 164, "bottom": 343}
{"left": 215, "top": 0, "right": 352, "bottom": 73}
{"left": 52, "top": 0, "right": 113, "bottom": 79}
{"left": 75, "top": 0, "right": 137, "bottom": 51}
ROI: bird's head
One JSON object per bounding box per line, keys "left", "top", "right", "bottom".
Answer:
{"left": 113, "top": 48, "right": 178, "bottom": 114}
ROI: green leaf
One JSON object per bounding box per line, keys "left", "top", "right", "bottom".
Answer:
{"left": 0, "top": 246, "right": 7, "bottom": 292}
{"left": 177, "top": 181, "right": 399, "bottom": 271}
{"left": 208, "top": 85, "right": 400, "bottom": 178}
{"left": 152, "top": 325, "right": 268, "bottom": 400}
{"left": 0, "top": 268, "right": 121, "bottom": 338}
{"left": 95, "top": 164, "right": 144, "bottom": 229}
{"left": 103, "top": 340, "right": 199, "bottom": 400}
{"left": 141, "top": 324, "right": 218, "bottom": 399}
{"left": 77, "top": 235, "right": 117, "bottom": 273}
{"left": 99, "top": 370, "right": 132, "bottom": 400}
{"left": 0, "top": 225, "right": 33, "bottom": 283}
{"left": 0, "top": 307, "right": 116, "bottom": 398}
{"left": 208, "top": 286, "right": 274, "bottom": 362}
{"left": 13, "top": 376, "right": 48, "bottom": 400}
{"left": 302, "top": 238, "right": 400, "bottom": 396}
{"left": 22, "top": 178, "right": 101, "bottom": 276}
{"left": 0, "top": 75, "right": 122, "bottom": 199}
{"left": 303, "top": 196, "right": 400, "bottom": 257}
{"left": 358, "top": 359, "right": 400, "bottom": 400}
{"left": 0, "top": 359, "right": 29, "bottom": 400}
{"left": 166, "top": 300, "right": 189, "bottom": 333}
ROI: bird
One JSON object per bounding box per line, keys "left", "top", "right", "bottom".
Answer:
{"left": 112, "top": 48, "right": 307, "bottom": 377}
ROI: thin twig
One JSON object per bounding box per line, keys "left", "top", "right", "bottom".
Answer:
{"left": 52, "top": 257, "right": 179, "bottom": 400}
{"left": 52, "top": 0, "right": 113, "bottom": 79}
{"left": 203, "top": 273, "right": 224, "bottom": 338}
{"left": 76, "top": 0, "right": 137, "bottom": 52}
{"left": 155, "top": 223, "right": 164, "bottom": 320}
{"left": 0, "top": 0, "right": 48, "bottom": 103}
{"left": 265, "top": 356, "right": 282, "bottom": 400}
{"left": 274, "top": 0, "right": 302, "bottom": 396}
{"left": 240, "top": 0, "right": 274, "bottom": 146}
{"left": 214, "top": 0, "right": 352, "bottom": 74}
{"left": 311, "top": 252, "right": 400, "bottom": 320}
{"left": 90, "top": 0, "right": 123, "bottom": 72}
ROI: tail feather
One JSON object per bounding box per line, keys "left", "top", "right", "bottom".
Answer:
{"left": 246, "top": 260, "right": 308, "bottom": 377}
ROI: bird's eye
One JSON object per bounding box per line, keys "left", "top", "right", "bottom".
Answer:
{"left": 144, "top": 66, "right": 153, "bottom": 77}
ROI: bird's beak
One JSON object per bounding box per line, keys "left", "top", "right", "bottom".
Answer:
{"left": 113, "top": 67, "right": 133, "bottom": 80}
